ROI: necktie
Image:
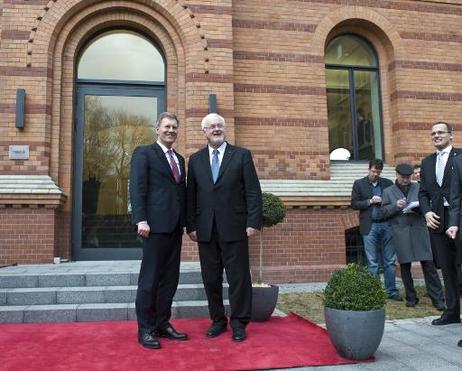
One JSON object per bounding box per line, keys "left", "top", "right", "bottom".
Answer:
{"left": 211, "top": 149, "right": 220, "bottom": 183}
{"left": 167, "top": 149, "right": 181, "bottom": 183}
{"left": 436, "top": 151, "right": 445, "bottom": 186}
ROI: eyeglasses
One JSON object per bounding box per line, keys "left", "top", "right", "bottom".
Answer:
{"left": 431, "top": 131, "right": 450, "bottom": 137}
{"left": 204, "top": 123, "right": 224, "bottom": 130}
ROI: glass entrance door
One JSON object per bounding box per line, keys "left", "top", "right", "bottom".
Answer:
{"left": 73, "top": 85, "right": 164, "bottom": 260}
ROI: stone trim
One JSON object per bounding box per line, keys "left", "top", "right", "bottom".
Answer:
{"left": 0, "top": 175, "right": 67, "bottom": 207}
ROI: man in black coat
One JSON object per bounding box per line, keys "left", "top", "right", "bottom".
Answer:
{"left": 351, "top": 159, "right": 400, "bottom": 300}
{"left": 130, "top": 112, "right": 187, "bottom": 349}
{"left": 187, "top": 113, "right": 262, "bottom": 342}
{"left": 419, "top": 121, "right": 461, "bottom": 326}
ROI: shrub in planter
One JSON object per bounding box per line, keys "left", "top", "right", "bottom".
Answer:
{"left": 324, "top": 263, "right": 387, "bottom": 311}
{"left": 323, "top": 263, "right": 387, "bottom": 360}
{"left": 251, "top": 192, "right": 286, "bottom": 321}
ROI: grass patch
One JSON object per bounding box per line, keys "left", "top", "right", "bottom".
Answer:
{"left": 276, "top": 286, "right": 454, "bottom": 324}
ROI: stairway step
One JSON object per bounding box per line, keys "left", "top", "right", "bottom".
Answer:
{"left": 0, "top": 271, "right": 203, "bottom": 289}
{"left": 0, "top": 301, "right": 230, "bottom": 323}
{"left": 0, "top": 284, "right": 229, "bottom": 306}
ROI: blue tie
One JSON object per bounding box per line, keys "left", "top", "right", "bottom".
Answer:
{"left": 211, "top": 149, "right": 220, "bottom": 183}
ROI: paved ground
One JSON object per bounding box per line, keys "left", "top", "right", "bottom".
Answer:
{"left": 1, "top": 261, "right": 461, "bottom": 370}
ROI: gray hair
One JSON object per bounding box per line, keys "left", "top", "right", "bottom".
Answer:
{"left": 156, "top": 112, "right": 179, "bottom": 128}
{"left": 201, "top": 113, "right": 225, "bottom": 130}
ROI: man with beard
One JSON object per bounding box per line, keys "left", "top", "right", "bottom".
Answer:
{"left": 186, "top": 113, "right": 262, "bottom": 342}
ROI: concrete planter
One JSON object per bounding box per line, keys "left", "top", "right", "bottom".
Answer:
{"left": 251, "top": 284, "right": 279, "bottom": 322}
{"left": 324, "top": 307, "right": 385, "bottom": 360}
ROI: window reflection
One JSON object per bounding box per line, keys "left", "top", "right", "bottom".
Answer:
{"left": 325, "top": 35, "right": 383, "bottom": 161}
{"left": 325, "top": 35, "right": 377, "bottom": 67}
{"left": 78, "top": 30, "right": 165, "bottom": 81}
{"left": 82, "top": 96, "right": 157, "bottom": 248}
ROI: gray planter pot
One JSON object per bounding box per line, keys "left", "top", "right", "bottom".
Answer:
{"left": 324, "top": 307, "right": 385, "bottom": 360}
{"left": 251, "top": 284, "right": 279, "bottom": 322}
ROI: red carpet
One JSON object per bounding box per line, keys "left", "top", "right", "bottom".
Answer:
{"left": 0, "top": 313, "right": 369, "bottom": 370}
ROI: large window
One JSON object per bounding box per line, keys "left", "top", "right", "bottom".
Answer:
{"left": 73, "top": 30, "right": 165, "bottom": 260}
{"left": 325, "top": 35, "right": 383, "bottom": 161}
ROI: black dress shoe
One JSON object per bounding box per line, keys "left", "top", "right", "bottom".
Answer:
{"left": 155, "top": 326, "right": 188, "bottom": 341}
{"left": 138, "top": 331, "right": 161, "bottom": 349}
{"left": 433, "top": 302, "right": 446, "bottom": 311}
{"left": 431, "top": 316, "right": 461, "bottom": 326}
{"left": 206, "top": 322, "right": 227, "bottom": 338}
{"left": 232, "top": 328, "right": 246, "bottom": 342}
{"left": 405, "top": 298, "right": 419, "bottom": 307}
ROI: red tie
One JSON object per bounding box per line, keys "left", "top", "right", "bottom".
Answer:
{"left": 167, "top": 149, "right": 181, "bottom": 183}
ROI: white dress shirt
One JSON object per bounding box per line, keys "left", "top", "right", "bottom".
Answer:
{"left": 208, "top": 142, "right": 227, "bottom": 167}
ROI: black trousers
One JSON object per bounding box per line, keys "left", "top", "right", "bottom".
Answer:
{"left": 135, "top": 226, "right": 182, "bottom": 332}
{"left": 198, "top": 222, "right": 252, "bottom": 330}
{"left": 400, "top": 261, "right": 444, "bottom": 304}
{"left": 429, "top": 207, "right": 461, "bottom": 319}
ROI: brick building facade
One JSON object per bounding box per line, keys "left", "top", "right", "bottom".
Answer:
{"left": 1, "top": 0, "right": 461, "bottom": 282}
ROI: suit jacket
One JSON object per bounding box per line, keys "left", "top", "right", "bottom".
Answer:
{"left": 418, "top": 147, "right": 462, "bottom": 233}
{"left": 351, "top": 176, "right": 393, "bottom": 235}
{"left": 448, "top": 155, "right": 462, "bottom": 233}
{"left": 186, "top": 143, "right": 262, "bottom": 242}
{"left": 129, "top": 142, "right": 186, "bottom": 233}
{"left": 382, "top": 182, "right": 432, "bottom": 263}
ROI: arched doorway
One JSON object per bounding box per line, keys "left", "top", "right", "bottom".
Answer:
{"left": 73, "top": 30, "right": 166, "bottom": 260}
{"left": 325, "top": 34, "right": 384, "bottom": 161}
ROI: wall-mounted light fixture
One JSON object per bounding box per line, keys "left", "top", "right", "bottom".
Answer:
{"left": 208, "top": 92, "right": 217, "bottom": 113}
{"left": 15, "top": 89, "right": 26, "bottom": 129}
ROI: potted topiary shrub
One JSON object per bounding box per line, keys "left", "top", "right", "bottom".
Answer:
{"left": 323, "top": 263, "right": 387, "bottom": 360}
{"left": 251, "top": 192, "right": 286, "bottom": 321}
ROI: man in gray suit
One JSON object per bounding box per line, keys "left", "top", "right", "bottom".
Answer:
{"left": 382, "top": 163, "right": 445, "bottom": 310}
{"left": 187, "top": 113, "right": 262, "bottom": 342}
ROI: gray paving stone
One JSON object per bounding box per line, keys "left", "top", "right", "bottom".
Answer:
{"left": 38, "top": 274, "right": 85, "bottom": 287}
{"left": 85, "top": 273, "right": 131, "bottom": 286}
{"left": 76, "top": 303, "right": 128, "bottom": 322}
{"left": 0, "top": 290, "right": 6, "bottom": 305}
{"left": 0, "top": 306, "right": 26, "bottom": 323}
{"left": 6, "top": 288, "right": 56, "bottom": 305}
{"left": 393, "top": 352, "right": 461, "bottom": 371}
{"left": 129, "top": 273, "right": 139, "bottom": 285}
{"left": 420, "top": 342, "right": 462, "bottom": 366}
{"left": 103, "top": 286, "right": 136, "bottom": 303}
{"left": 23, "top": 305, "right": 77, "bottom": 323}
{"left": 128, "top": 303, "right": 136, "bottom": 321}
{"left": 56, "top": 287, "right": 105, "bottom": 304}
{"left": 0, "top": 275, "right": 38, "bottom": 288}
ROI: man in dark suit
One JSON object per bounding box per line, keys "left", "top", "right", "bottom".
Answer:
{"left": 130, "top": 112, "right": 187, "bottom": 349}
{"left": 186, "top": 113, "right": 262, "bottom": 342}
{"left": 351, "top": 159, "right": 400, "bottom": 300}
{"left": 446, "top": 154, "right": 462, "bottom": 347}
{"left": 419, "top": 121, "right": 461, "bottom": 326}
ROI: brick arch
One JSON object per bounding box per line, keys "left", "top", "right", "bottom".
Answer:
{"left": 42, "top": 3, "right": 208, "bottom": 211}
{"left": 28, "top": 0, "right": 208, "bottom": 69}
{"left": 340, "top": 210, "right": 359, "bottom": 231}
{"left": 310, "top": 6, "right": 403, "bottom": 165}
{"left": 311, "top": 6, "right": 403, "bottom": 57}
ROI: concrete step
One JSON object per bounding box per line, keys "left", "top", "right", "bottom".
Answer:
{"left": 0, "top": 270, "right": 203, "bottom": 289}
{"left": 0, "top": 284, "right": 229, "bottom": 306}
{"left": 0, "top": 300, "right": 230, "bottom": 323}
{"left": 0, "top": 262, "right": 228, "bottom": 324}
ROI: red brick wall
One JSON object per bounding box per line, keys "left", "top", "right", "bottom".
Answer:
{"left": 1, "top": 0, "right": 462, "bottom": 280}
{"left": 0, "top": 207, "right": 56, "bottom": 264}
